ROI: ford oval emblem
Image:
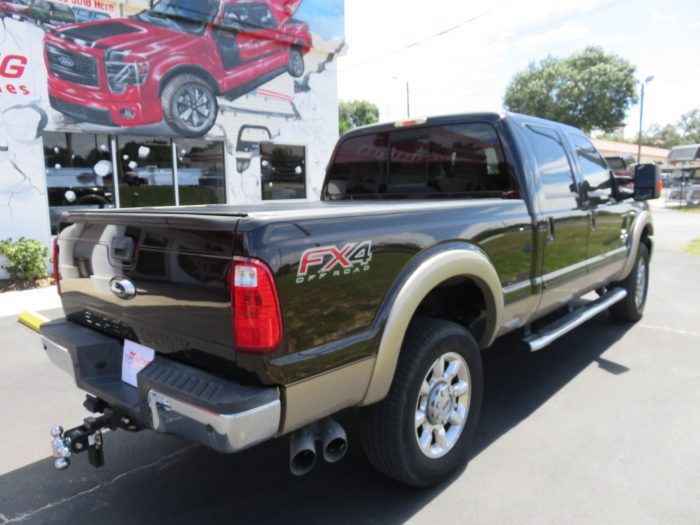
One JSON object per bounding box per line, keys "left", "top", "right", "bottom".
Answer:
{"left": 57, "top": 55, "right": 75, "bottom": 68}
{"left": 109, "top": 276, "right": 137, "bottom": 300}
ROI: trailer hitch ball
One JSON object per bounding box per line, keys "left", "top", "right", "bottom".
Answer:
{"left": 54, "top": 458, "right": 70, "bottom": 470}
{"left": 50, "top": 426, "right": 72, "bottom": 470}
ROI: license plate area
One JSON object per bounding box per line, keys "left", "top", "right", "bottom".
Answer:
{"left": 121, "top": 340, "right": 155, "bottom": 387}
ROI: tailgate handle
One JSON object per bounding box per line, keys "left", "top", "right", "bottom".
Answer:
{"left": 111, "top": 237, "right": 135, "bottom": 262}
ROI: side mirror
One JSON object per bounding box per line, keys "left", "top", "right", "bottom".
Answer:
{"left": 634, "top": 164, "right": 661, "bottom": 201}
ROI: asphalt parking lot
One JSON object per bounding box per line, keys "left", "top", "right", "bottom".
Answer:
{"left": 1, "top": 205, "right": 699, "bottom": 525}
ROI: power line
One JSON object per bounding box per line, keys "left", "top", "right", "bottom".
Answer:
{"left": 339, "top": 0, "right": 627, "bottom": 74}
{"left": 338, "top": 2, "right": 510, "bottom": 73}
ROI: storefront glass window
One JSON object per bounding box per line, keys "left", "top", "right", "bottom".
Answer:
{"left": 261, "top": 143, "right": 306, "bottom": 200}
{"left": 42, "top": 132, "right": 227, "bottom": 226}
{"left": 42, "top": 132, "right": 115, "bottom": 234}
{"left": 175, "top": 139, "right": 226, "bottom": 205}
{"left": 117, "top": 136, "right": 175, "bottom": 208}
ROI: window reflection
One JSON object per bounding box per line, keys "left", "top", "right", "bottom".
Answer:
{"left": 176, "top": 139, "right": 226, "bottom": 205}
{"left": 42, "top": 132, "right": 114, "bottom": 234}
{"left": 261, "top": 143, "right": 306, "bottom": 200}
{"left": 117, "top": 136, "right": 175, "bottom": 208}
{"left": 42, "top": 132, "right": 227, "bottom": 222}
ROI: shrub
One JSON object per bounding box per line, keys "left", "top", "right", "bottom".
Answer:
{"left": 0, "top": 237, "right": 50, "bottom": 281}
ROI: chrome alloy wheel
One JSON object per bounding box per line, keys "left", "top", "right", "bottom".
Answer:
{"left": 175, "top": 85, "right": 214, "bottom": 131}
{"left": 635, "top": 256, "right": 648, "bottom": 310}
{"left": 415, "top": 351, "right": 471, "bottom": 459}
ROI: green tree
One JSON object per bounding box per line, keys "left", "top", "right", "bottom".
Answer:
{"left": 640, "top": 123, "right": 684, "bottom": 149}
{"left": 503, "top": 46, "right": 638, "bottom": 133}
{"left": 679, "top": 108, "right": 700, "bottom": 144}
{"left": 339, "top": 100, "right": 379, "bottom": 135}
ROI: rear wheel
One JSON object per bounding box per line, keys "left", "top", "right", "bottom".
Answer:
{"left": 609, "top": 243, "right": 650, "bottom": 321}
{"left": 161, "top": 74, "right": 218, "bottom": 138}
{"left": 361, "top": 318, "right": 483, "bottom": 487}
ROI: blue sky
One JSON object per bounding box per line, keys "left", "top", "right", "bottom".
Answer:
{"left": 296, "top": 0, "right": 344, "bottom": 40}
{"left": 338, "top": 0, "right": 700, "bottom": 138}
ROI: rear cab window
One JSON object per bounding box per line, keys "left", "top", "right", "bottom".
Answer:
{"left": 325, "top": 122, "right": 520, "bottom": 200}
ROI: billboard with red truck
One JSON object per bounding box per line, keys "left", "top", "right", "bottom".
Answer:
{"left": 44, "top": 0, "right": 312, "bottom": 136}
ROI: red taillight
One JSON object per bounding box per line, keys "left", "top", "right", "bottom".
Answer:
{"left": 53, "top": 238, "right": 61, "bottom": 296}
{"left": 230, "top": 257, "right": 282, "bottom": 353}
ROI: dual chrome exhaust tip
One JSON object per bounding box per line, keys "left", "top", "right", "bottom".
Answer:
{"left": 289, "top": 418, "right": 348, "bottom": 476}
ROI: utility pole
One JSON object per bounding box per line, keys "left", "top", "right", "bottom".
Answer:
{"left": 637, "top": 75, "right": 654, "bottom": 164}
{"left": 405, "top": 81, "right": 410, "bottom": 119}
{"left": 393, "top": 76, "right": 411, "bottom": 118}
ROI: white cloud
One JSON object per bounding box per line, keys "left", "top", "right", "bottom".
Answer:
{"left": 651, "top": 11, "right": 679, "bottom": 24}
{"left": 515, "top": 23, "right": 589, "bottom": 50}
{"left": 594, "top": 34, "right": 642, "bottom": 47}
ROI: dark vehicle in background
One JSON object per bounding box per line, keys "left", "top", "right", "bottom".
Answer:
{"left": 605, "top": 155, "right": 634, "bottom": 178}
{"left": 43, "top": 0, "right": 312, "bottom": 137}
{"left": 72, "top": 7, "right": 110, "bottom": 23}
{"left": 43, "top": 112, "right": 659, "bottom": 487}
{"left": 29, "top": 0, "right": 75, "bottom": 26}
{"left": 0, "top": 0, "right": 29, "bottom": 19}
{"left": 605, "top": 155, "right": 635, "bottom": 190}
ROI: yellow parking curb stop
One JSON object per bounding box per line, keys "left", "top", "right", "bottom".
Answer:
{"left": 18, "top": 310, "right": 49, "bottom": 333}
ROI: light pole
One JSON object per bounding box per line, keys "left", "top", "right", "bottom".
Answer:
{"left": 637, "top": 75, "right": 654, "bottom": 164}
{"left": 393, "top": 76, "right": 410, "bottom": 118}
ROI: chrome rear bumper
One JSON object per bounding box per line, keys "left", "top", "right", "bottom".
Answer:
{"left": 40, "top": 319, "right": 281, "bottom": 454}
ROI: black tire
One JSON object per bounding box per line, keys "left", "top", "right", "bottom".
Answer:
{"left": 161, "top": 74, "right": 218, "bottom": 138}
{"left": 609, "top": 243, "right": 650, "bottom": 322}
{"left": 361, "top": 318, "right": 483, "bottom": 487}
{"left": 287, "top": 47, "right": 305, "bottom": 78}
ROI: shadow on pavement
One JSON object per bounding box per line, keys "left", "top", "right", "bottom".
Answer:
{"left": 0, "top": 314, "right": 632, "bottom": 525}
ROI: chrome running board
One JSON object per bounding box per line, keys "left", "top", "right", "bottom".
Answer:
{"left": 524, "top": 288, "right": 627, "bottom": 352}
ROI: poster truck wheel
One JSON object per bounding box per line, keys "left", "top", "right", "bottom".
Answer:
{"left": 161, "top": 74, "right": 219, "bottom": 138}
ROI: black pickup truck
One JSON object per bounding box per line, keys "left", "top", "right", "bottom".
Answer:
{"left": 43, "top": 112, "right": 660, "bottom": 487}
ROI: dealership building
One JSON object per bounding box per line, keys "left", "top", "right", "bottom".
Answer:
{"left": 0, "top": 0, "right": 344, "bottom": 278}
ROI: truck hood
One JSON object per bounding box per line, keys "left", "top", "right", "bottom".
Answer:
{"left": 55, "top": 19, "right": 197, "bottom": 55}
{"left": 270, "top": 0, "right": 303, "bottom": 26}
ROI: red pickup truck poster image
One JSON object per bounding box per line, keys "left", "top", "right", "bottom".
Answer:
{"left": 43, "top": 0, "right": 313, "bottom": 137}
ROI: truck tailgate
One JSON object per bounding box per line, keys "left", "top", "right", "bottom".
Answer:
{"left": 56, "top": 211, "right": 242, "bottom": 378}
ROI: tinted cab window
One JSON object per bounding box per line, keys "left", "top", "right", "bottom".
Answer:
{"left": 523, "top": 124, "right": 578, "bottom": 211}
{"left": 568, "top": 134, "right": 613, "bottom": 205}
{"left": 326, "top": 122, "right": 518, "bottom": 199}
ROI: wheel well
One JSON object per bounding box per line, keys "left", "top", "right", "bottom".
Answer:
{"left": 159, "top": 66, "right": 220, "bottom": 97}
{"left": 412, "top": 276, "right": 488, "bottom": 343}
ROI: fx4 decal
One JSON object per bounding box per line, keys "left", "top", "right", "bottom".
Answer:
{"left": 296, "top": 241, "right": 372, "bottom": 284}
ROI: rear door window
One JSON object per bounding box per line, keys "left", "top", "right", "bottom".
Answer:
{"left": 524, "top": 124, "right": 578, "bottom": 211}
{"left": 568, "top": 134, "right": 613, "bottom": 205}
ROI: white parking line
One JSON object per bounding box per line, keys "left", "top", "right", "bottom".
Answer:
{"left": 639, "top": 324, "right": 700, "bottom": 338}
